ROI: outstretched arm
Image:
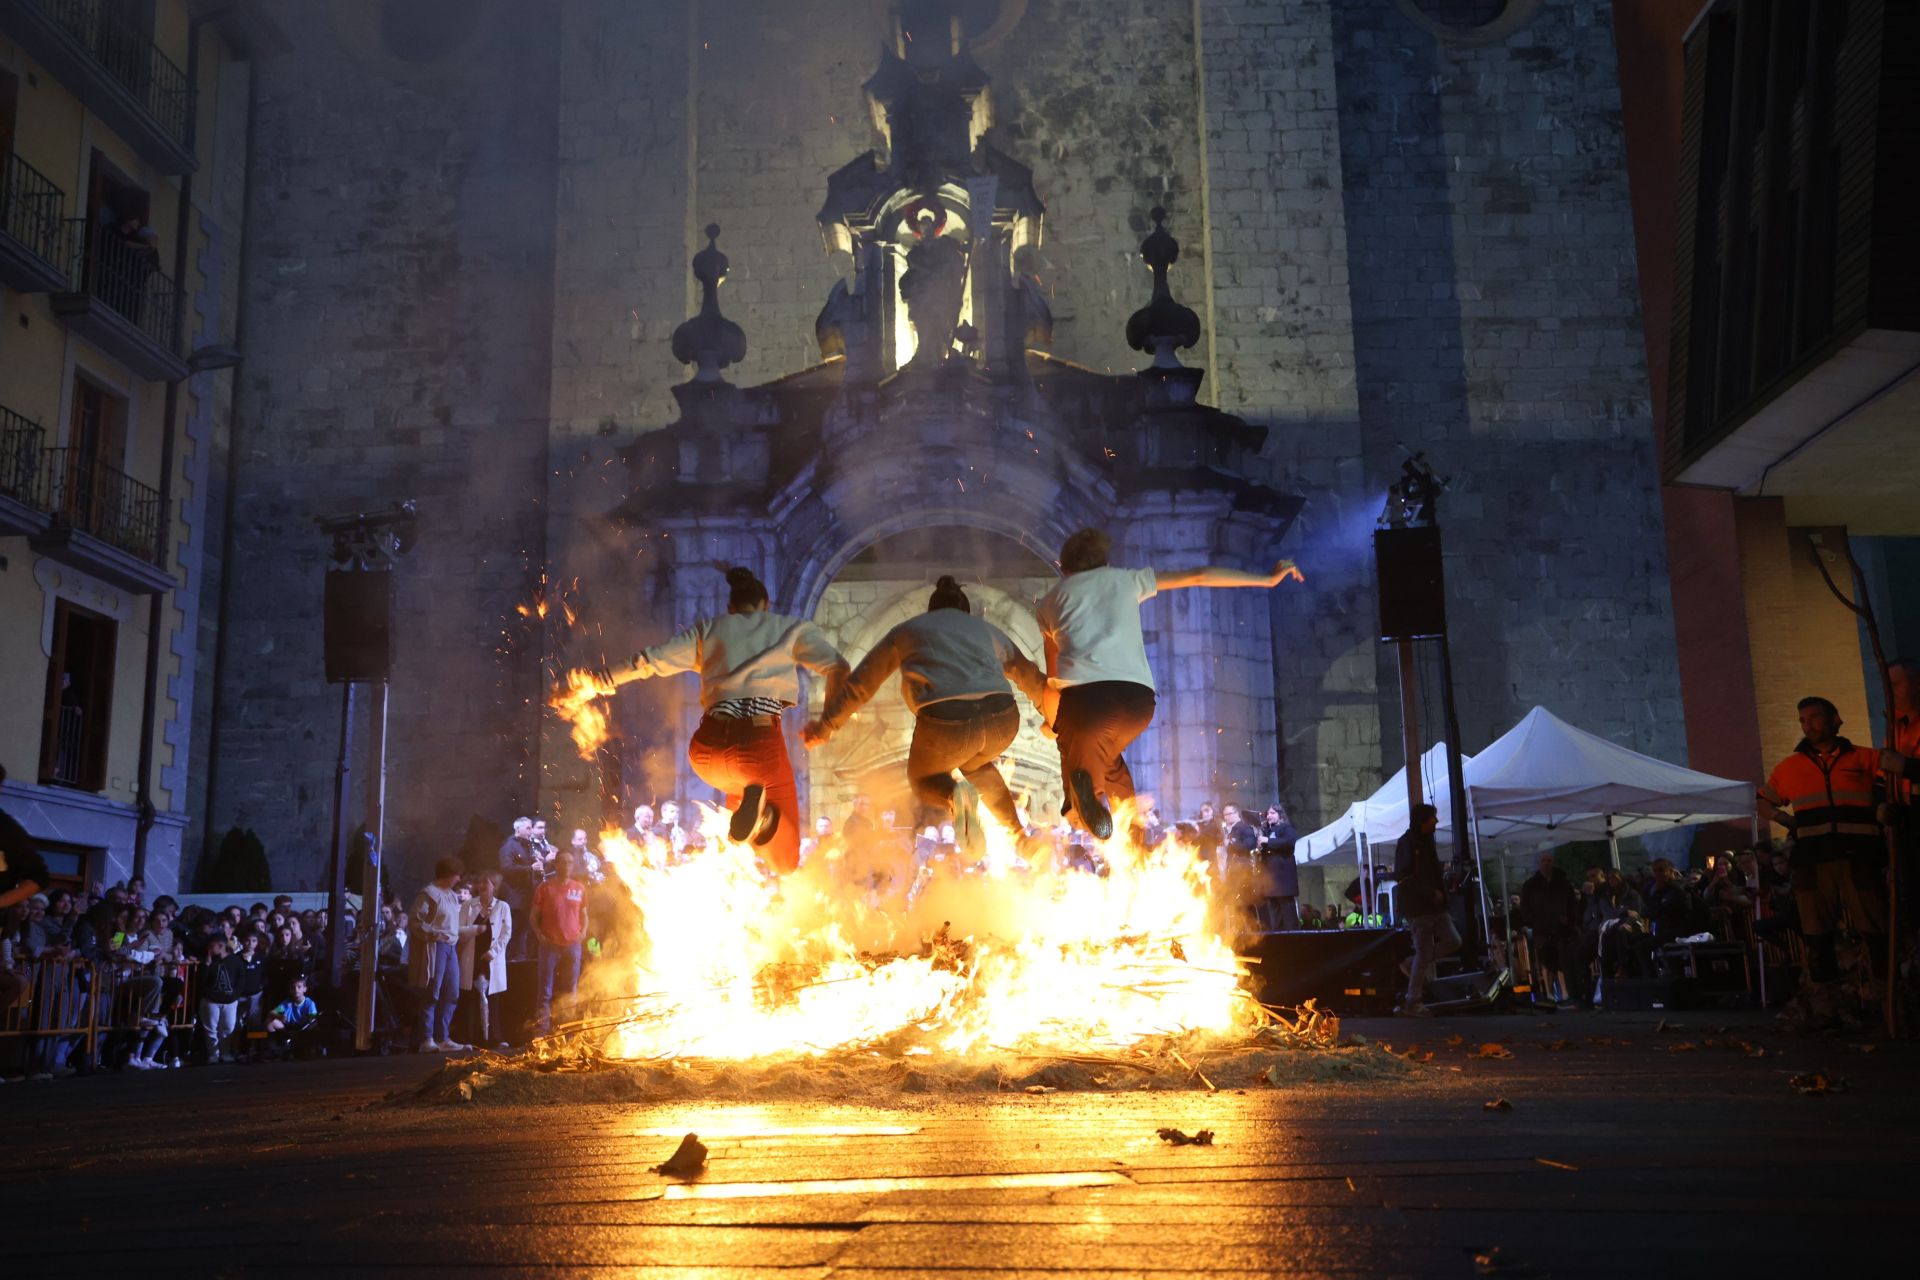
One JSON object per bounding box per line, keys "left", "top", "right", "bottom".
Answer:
{"left": 555, "top": 623, "right": 704, "bottom": 713}
{"left": 1153, "top": 560, "right": 1303, "bottom": 592}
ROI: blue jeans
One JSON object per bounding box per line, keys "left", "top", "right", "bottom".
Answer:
{"left": 536, "top": 940, "right": 582, "bottom": 1033}
{"left": 422, "top": 941, "right": 460, "bottom": 1044}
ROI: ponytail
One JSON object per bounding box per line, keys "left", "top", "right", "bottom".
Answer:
{"left": 725, "top": 566, "right": 769, "bottom": 613}
{"left": 927, "top": 574, "right": 971, "bottom": 613}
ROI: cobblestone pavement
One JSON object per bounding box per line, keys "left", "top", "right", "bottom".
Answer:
{"left": 6, "top": 1009, "right": 1912, "bottom": 1276}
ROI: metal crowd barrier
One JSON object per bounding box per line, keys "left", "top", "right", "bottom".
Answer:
{"left": 0, "top": 956, "right": 201, "bottom": 1069}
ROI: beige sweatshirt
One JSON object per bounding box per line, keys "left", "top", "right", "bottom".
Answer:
{"left": 626, "top": 611, "right": 848, "bottom": 710}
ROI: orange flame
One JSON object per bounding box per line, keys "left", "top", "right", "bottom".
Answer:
{"left": 588, "top": 799, "right": 1253, "bottom": 1061}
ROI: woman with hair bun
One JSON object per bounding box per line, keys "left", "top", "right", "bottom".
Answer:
{"left": 585, "top": 566, "right": 849, "bottom": 873}
{"left": 804, "top": 574, "right": 1046, "bottom": 857}
{"left": 1039, "top": 527, "right": 1302, "bottom": 842}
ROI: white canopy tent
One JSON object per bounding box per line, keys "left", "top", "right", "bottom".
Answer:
{"left": 1296, "top": 742, "right": 1473, "bottom": 867}
{"left": 1463, "top": 706, "right": 1758, "bottom": 868}
{"left": 1290, "top": 707, "right": 1759, "bottom": 946}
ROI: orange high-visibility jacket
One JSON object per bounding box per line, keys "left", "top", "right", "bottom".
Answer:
{"left": 1763, "top": 737, "right": 1883, "bottom": 862}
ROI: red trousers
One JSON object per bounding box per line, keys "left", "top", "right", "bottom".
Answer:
{"left": 687, "top": 715, "right": 802, "bottom": 873}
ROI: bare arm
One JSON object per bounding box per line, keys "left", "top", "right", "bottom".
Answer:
{"left": 1153, "top": 560, "right": 1303, "bottom": 592}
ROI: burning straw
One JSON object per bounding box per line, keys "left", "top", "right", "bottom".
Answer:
{"left": 525, "top": 670, "right": 1360, "bottom": 1084}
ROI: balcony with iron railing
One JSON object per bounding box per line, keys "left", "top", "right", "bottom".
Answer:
{"left": 0, "top": 152, "right": 73, "bottom": 292}
{"left": 50, "top": 218, "right": 187, "bottom": 381}
{"left": 41, "top": 443, "right": 161, "bottom": 558}
{"left": 22, "top": 437, "right": 174, "bottom": 593}
{"left": 0, "top": 405, "right": 52, "bottom": 537}
{"left": 0, "top": 0, "right": 198, "bottom": 173}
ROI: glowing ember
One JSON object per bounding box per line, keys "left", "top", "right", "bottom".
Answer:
{"left": 552, "top": 671, "right": 1258, "bottom": 1061}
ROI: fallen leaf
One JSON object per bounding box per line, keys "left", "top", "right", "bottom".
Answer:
{"left": 1668, "top": 1041, "right": 1698, "bottom": 1054}
{"left": 1155, "top": 1127, "right": 1215, "bottom": 1146}
{"left": 654, "top": 1133, "right": 707, "bottom": 1177}
{"left": 1473, "top": 1043, "right": 1514, "bottom": 1060}
{"left": 1446, "top": 1034, "right": 1464, "bottom": 1047}
{"left": 1584, "top": 1035, "right": 1613, "bottom": 1046}
{"left": 1254, "top": 1066, "right": 1275, "bottom": 1086}
{"left": 1789, "top": 1071, "right": 1849, "bottom": 1096}
{"left": 1483, "top": 1097, "right": 1513, "bottom": 1112}
{"left": 1469, "top": 1244, "right": 1546, "bottom": 1276}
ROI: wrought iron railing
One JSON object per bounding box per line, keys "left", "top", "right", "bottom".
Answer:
{"left": 66, "top": 217, "right": 180, "bottom": 355}
{"left": 0, "top": 152, "right": 72, "bottom": 273}
{"left": 43, "top": 443, "right": 162, "bottom": 563}
{"left": 49, "top": 702, "right": 88, "bottom": 787}
{"left": 0, "top": 407, "right": 47, "bottom": 508}
{"left": 32, "top": 0, "right": 194, "bottom": 150}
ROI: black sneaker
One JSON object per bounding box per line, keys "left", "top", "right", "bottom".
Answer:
{"left": 1070, "top": 769, "right": 1112, "bottom": 841}
{"left": 751, "top": 801, "right": 781, "bottom": 847}
{"left": 730, "top": 785, "right": 765, "bottom": 844}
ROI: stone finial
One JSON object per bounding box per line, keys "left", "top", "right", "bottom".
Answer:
{"left": 671, "top": 223, "right": 748, "bottom": 383}
{"left": 1124, "top": 207, "right": 1202, "bottom": 369}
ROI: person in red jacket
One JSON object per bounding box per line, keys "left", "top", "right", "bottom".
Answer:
{"left": 1760, "top": 696, "right": 1887, "bottom": 984}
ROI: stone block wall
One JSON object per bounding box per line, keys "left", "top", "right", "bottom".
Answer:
{"left": 1200, "top": 0, "right": 1685, "bottom": 826}
{"left": 206, "top": 0, "right": 561, "bottom": 887}
{"left": 208, "top": 0, "right": 1692, "bottom": 879}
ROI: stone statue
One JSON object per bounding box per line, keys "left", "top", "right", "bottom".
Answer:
{"left": 898, "top": 210, "right": 968, "bottom": 368}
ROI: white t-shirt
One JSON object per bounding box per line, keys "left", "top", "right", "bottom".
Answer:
{"left": 1036, "top": 566, "right": 1159, "bottom": 691}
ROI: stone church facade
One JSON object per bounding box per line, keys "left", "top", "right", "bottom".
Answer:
{"left": 199, "top": 0, "right": 1684, "bottom": 886}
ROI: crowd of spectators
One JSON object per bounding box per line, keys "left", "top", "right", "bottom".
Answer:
{"left": 0, "top": 881, "right": 335, "bottom": 1079}
{"left": 1501, "top": 844, "right": 1796, "bottom": 1007}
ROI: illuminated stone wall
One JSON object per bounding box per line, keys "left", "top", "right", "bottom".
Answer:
{"left": 209, "top": 0, "right": 1686, "bottom": 887}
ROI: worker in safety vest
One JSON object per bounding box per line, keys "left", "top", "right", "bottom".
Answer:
{"left": 1759, "top": 696, "right": 1887, "bottom": 984}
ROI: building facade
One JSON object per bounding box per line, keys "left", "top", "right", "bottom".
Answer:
{"left": 1615, "top": 0, "right": 1918, "bottom": 833}
{"left": 201, "top": 0, "right": 1686, "bottom": 888}
{"left": 0, "top": 0, "right": 272, "bottom": 895}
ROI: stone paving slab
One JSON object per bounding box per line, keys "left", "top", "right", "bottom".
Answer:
{"left": 5, "top": 1010, "right": 1914, "bottom": 1276}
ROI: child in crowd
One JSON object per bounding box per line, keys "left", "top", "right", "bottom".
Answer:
{"left": 198, "top": 936, "right": 243, "bottom": 1063}
{"left": 266, "top": 976, "right": 321, "bottom": 1057}
{"left": 235, "top": 929, "right": 268, "bottom": 1035}
{"left": 267, "top": 976, "right": 318, "bottom": 1034}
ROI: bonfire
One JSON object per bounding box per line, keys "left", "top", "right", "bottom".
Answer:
{"left": 531, "top": 667, "right": 1341, "bottom": 1083}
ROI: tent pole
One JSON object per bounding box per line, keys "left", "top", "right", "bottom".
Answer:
{"left": 1397, "top": 640, "right": 1424, "bottom": 814}
{"left": 1605, "top": 813, "right": 1621, "bottom": 871}
{"left": 1469, "top": 796, "right": 1493, "bottom": 952}
{"left": 1751, "top": 801, "right": 1767, "bottom": 1010}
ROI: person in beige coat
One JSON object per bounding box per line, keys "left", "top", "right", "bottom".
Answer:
{"left": 458, "top": 872, "right": 512, "bottom": 1048}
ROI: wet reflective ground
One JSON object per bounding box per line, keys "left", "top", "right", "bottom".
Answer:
{"left": 7, "top": 1009, "right": 1912, "bottom": 1276}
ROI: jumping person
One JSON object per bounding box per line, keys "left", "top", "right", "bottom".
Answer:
{"left": 803, "top": 574, "right": 1047, "bottom": 857}
{"left": 1037, "top": 527, "right": 1302, "bottom": 840}
{"left": 567, "top": 567, "right": 849, "bottom": 874}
